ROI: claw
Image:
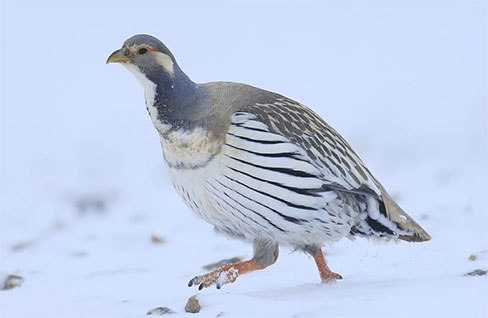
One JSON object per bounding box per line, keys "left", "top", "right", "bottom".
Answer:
{"left": 321, "top": 271, "right": 342, "bottom": 283}
{"left": 187, "top": 259, "right": 262, "bottom": 290}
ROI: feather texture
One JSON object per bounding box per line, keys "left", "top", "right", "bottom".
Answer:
{"left": 161, "top": 98, "right": 430, "bottom": 247}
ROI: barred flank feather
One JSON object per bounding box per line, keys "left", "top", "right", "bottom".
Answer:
{"left": 163, "top": 105, "right": 429, "bottom": 247}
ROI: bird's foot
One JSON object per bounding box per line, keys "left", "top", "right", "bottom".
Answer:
{"left": 188, "top": 259, "right": 264, "bottom": 290}
{"left": 188, "top": 264, "right": 239, "bottom": 290}
{"left": 313, "top": 247, "right": 342, "bottom": 283}
{"left": 320, "top": 271, "right": 342, "bottom": 283}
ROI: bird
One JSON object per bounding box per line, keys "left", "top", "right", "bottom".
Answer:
{"left": 107, "top": 34, "right": 431, "bottom": 290}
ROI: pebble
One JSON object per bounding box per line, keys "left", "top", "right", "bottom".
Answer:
{"left": 464, "top": 269, "right": 488, "bottom": 277}
{"left": 146, "top": 306, "right": 175, "bottom": 315}
{"left": 185, "top": 295, "right": 201, "bottom": 313}
{"left": 468, "top": 250, "right": 488, "bottom": 261}
{"left": 3, "top": 275, "right": 24, "bottom": 290}
{"left": 151, "top": 235, "right": 166, "bottom": 244}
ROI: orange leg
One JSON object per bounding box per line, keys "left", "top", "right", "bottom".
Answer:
{"left": 188, "top": 259, "right": 265, "bottom": 290}
{"left": 314, "top": 248, "right": 342, "bottom": 283}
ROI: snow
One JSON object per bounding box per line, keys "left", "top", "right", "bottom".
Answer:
{"left": 1, "top": 0, "right": 487, "bottom": 317}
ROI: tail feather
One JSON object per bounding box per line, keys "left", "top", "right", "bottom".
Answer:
{"left": 377, "top": 183, "right": 431, "bottom": 242}
{"left": 349, "top": 183, "right": 431, "bottom": 242}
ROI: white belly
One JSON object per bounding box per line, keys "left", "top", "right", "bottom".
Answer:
{"left": 164, "top": 154, "right": 218, "bottom": 223}
{"left": 159, "top": 129, "right": 252, "bottom": 238}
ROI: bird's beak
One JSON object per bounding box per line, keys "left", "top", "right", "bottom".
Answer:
{"left": 106, "top": 49, "right": 131, "bottom": 64}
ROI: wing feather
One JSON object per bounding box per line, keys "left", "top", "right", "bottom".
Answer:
{"left": 235, "top": 101, "right": 381, "bottom": 197}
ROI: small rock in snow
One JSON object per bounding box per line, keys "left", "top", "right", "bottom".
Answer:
{"left": 185, "top": 295, "right": 201, "bottom": 313}
{"left": 151, "top": 234, "right": 166, "bottom": 244}
{"left": 146, "top": 306, "right": 175, "bottom": 315}
{"left": 468, "top": 250, "right": 488, "bottom": 261}
{"left": 3, "top": 275, "right": 25, "bottom": 290}
{"left": 11, "top": 240, "right": 36, "bottom": 251}
{"left": 74, "top": 195, "right": 108, "bottom": 215}
{"left": 203, "top": 257, "right": 243, "bottom": 270}
{"left": 464, "top": 269, "right": 488, "bottom": 277}
{"left": 72, "top": 251, "right": 88, "bottom": 258}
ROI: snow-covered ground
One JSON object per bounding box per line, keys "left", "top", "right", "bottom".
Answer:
{"left": 1, "top": 1, "right": 487, "bottom": 317}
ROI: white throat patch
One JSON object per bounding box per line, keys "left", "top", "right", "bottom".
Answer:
{"left": 122, "top": 63, "right": 171, "bottom": 134}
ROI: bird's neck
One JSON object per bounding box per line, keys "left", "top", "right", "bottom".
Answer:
{"left": 128, "top": 63, "right": 200, "bottom": 135}
{"left": 153, "top": 68, "right": 200, "bottom": 125}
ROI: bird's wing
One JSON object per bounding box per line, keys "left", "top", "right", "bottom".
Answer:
{"left": 237, "top": 98, "right": 382, "bottom": 197}
{"left": 224, "top": 97, "right": 430, "bottom": 242}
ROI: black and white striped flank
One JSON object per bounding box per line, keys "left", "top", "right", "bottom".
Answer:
{"left": 204, "top": 106, "right": 414, "bottom": 243}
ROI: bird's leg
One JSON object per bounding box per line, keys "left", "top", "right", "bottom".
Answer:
{"left": 313, "top": 247, "right": 342, "bottom": 283}
{"left": 188, "top": 259, "right": 264, "bottom": 290}
{"left": 188, "top": 239, "right": 279, "bottom": 290}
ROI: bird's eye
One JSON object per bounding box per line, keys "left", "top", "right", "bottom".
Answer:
{"left": 138, "top": 48, "right": 148, "bottom": 55}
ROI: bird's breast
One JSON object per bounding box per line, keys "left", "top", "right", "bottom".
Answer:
{"left": 160, "top": 127, "right": 222, "bottom": 170}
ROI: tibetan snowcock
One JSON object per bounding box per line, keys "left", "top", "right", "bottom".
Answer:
{"left": 107, "top": 34, "right": 430, "bottom": 290}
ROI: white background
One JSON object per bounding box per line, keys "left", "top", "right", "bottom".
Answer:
{"left": 1, "top": 0, "right": 487, "bottom": 317}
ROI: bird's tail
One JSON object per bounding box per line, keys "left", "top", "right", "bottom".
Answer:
{"left": 350, "top": 184, "right": 431, "bottom": 242}
{"left": 378, "top": 184, "right": 431, "bottom": 242}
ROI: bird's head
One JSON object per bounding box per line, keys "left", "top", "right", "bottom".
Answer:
{"left": 107, "top": 34, "right": 198, "bottom": 118}
{"left": 106, "top": 34, "right": 178, "bottom": 86}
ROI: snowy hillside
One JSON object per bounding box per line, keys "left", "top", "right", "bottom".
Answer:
{"left": 1, "top": 1, "right": 487, "bottom": 317}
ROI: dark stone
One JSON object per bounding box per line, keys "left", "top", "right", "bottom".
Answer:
{"left": 146, "top": 306, "right": 175, "bottom": 315}
{"left": 464, "top": 269, "right": 488, "bottom": 277}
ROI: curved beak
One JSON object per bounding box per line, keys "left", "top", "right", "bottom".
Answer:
{"left": 106, "top": 49, "right": 131, "bottom": 64}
